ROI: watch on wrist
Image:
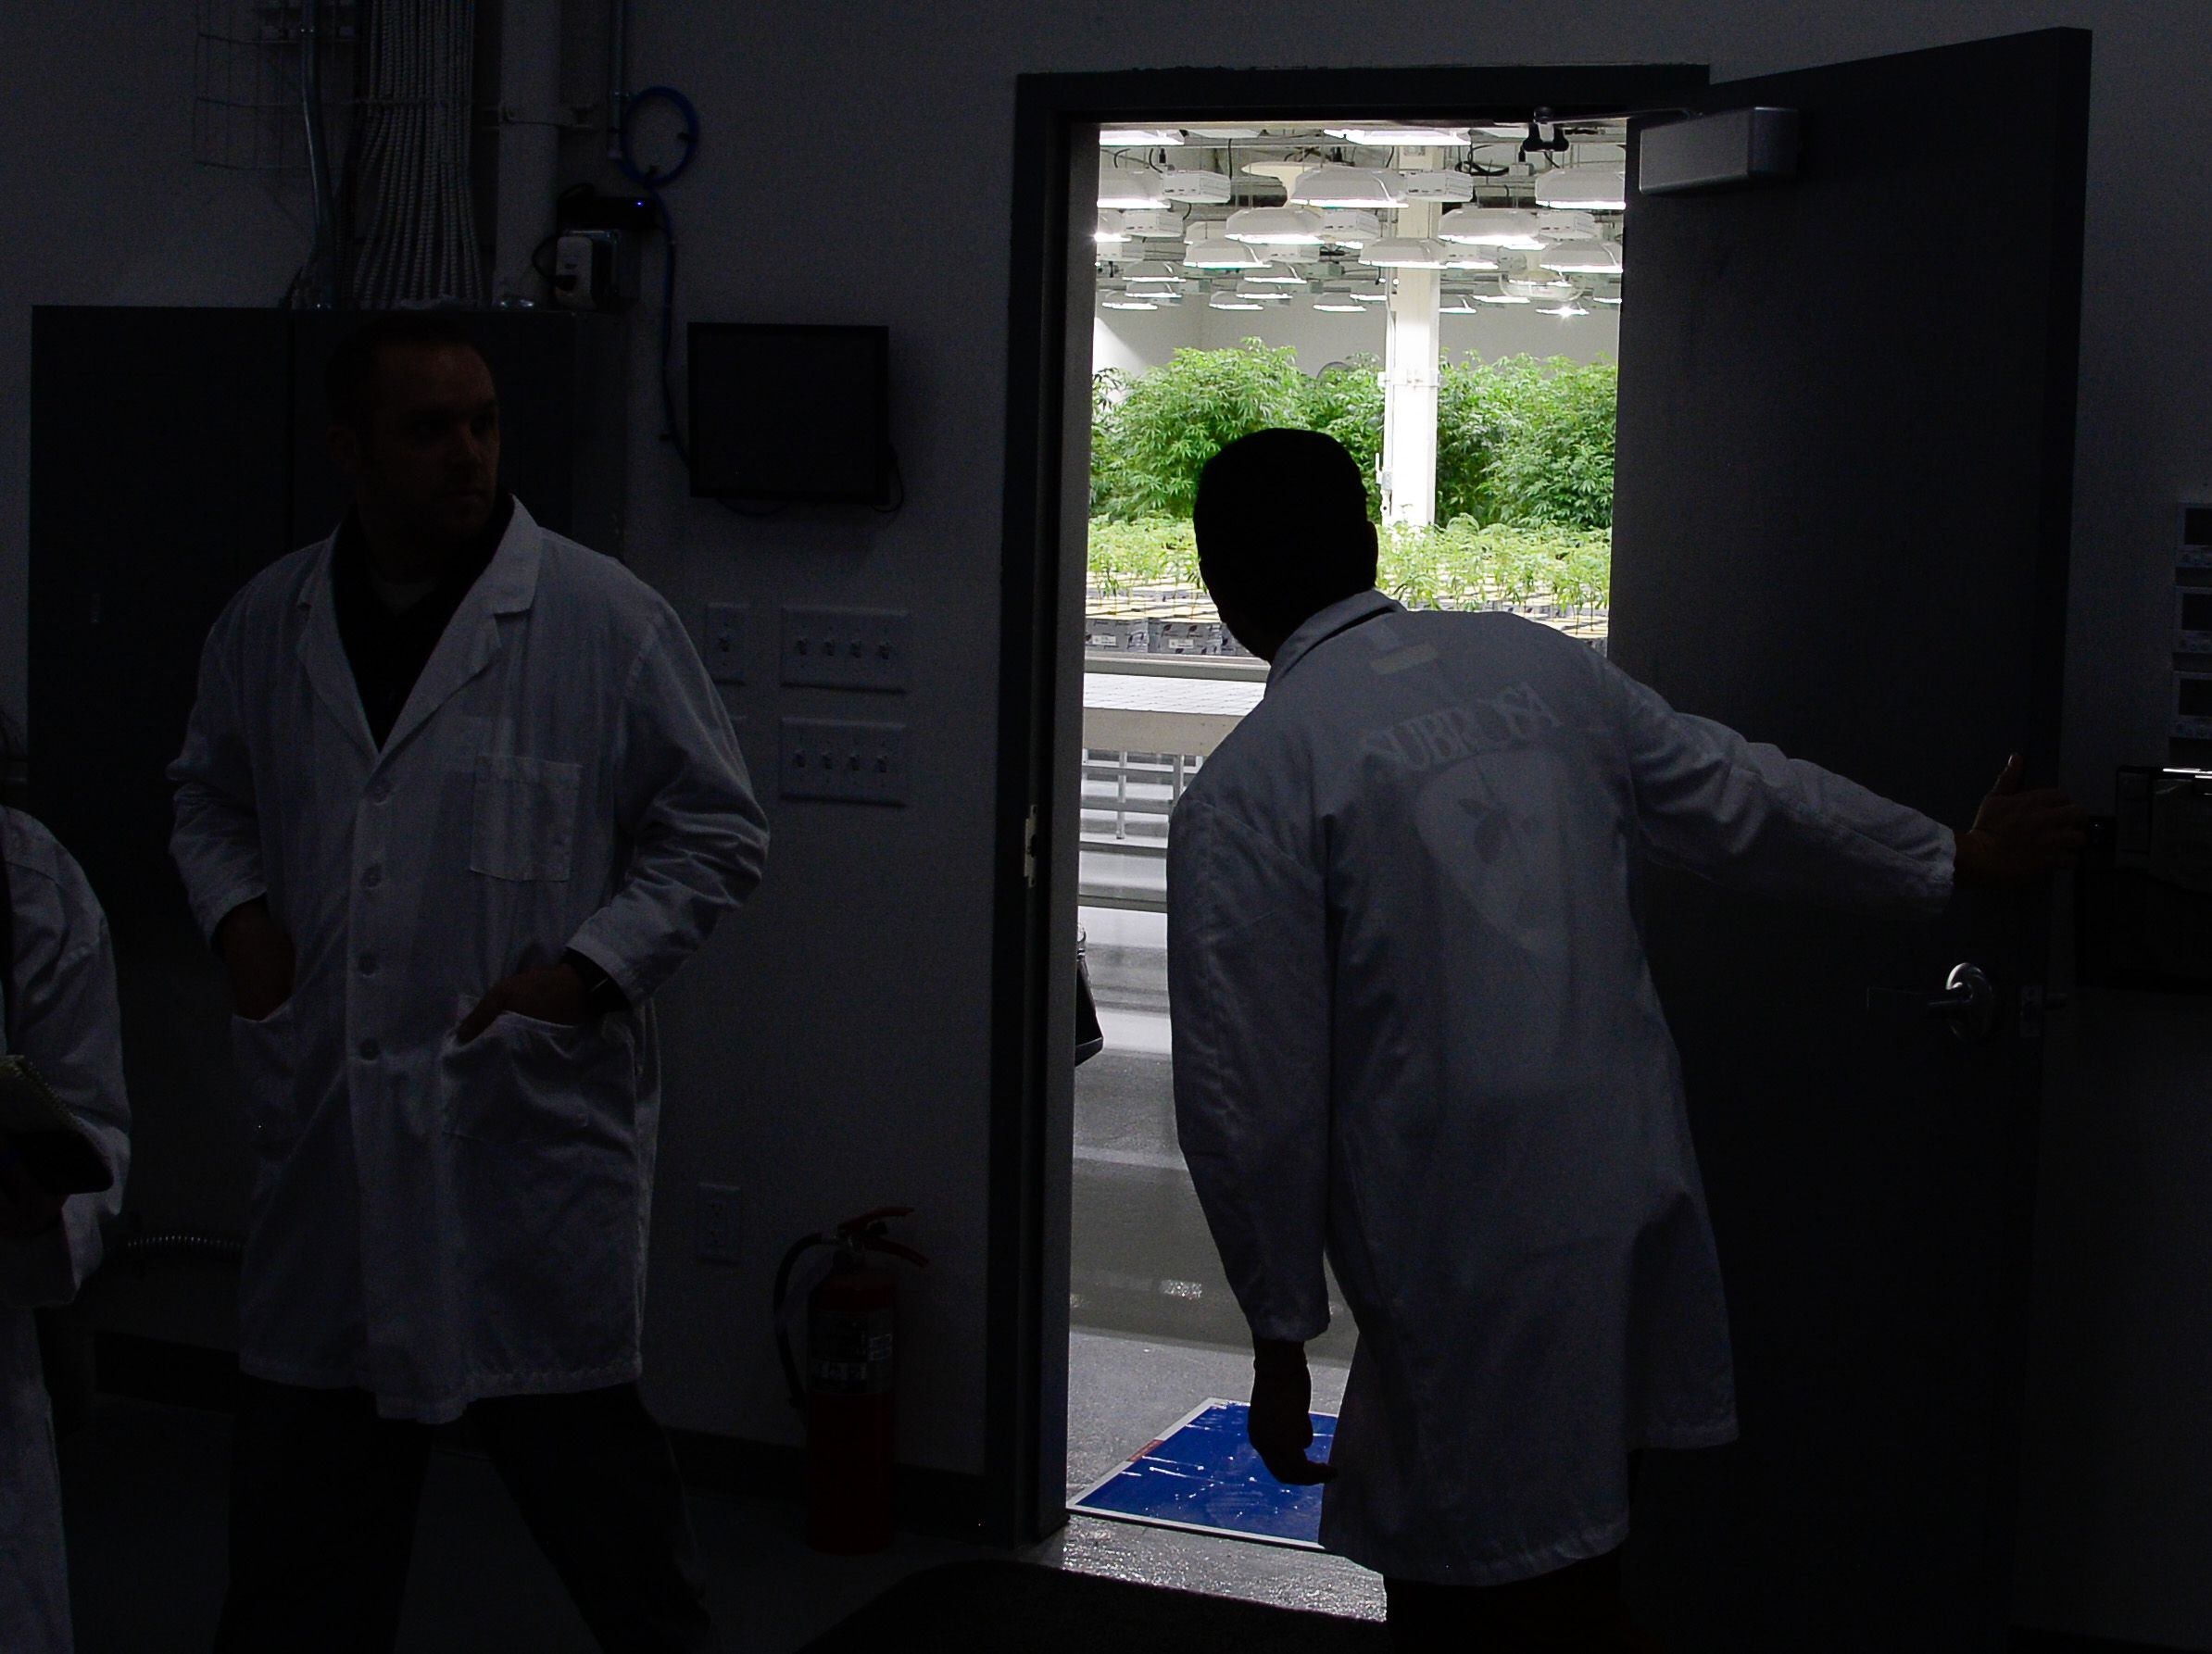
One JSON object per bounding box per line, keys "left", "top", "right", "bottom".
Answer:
{"left": 560, "top": 949, "right": 629, "bottom": 1015}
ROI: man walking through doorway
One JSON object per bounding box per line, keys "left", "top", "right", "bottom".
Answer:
{"left": 170, "top": 311, "right": 769, "bottom": 1651}
{"left": 1167, "top": 429, "right": 2085, "bottom": 1653}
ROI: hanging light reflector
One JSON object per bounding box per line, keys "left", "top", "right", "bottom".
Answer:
{"left": 1181, "top": 223, "right": 1265, "bottom": 269}
{"left": 1437, "top": 207, "right": 1546, "bottom": 249}
{"left": 1159, "top": 169, "right": 1233, "bottom": 203}
{"left": 1533, "top": 165, "right": 1627, "bottom": 210}
{"left": 1225, "top": 206, "right": 1325, "bottom": 245}
{"left": 1361, "top": 237, "right": 1452, "bottom": 269}
{"left": 1539, "top": 239, "right": 1624, "bottom": 274}
{"left": 1288, "top": 165, "right": 1403, "bottom": 208}
{"left": 1099, "top": 162, "right": 1170, "bottom": 209}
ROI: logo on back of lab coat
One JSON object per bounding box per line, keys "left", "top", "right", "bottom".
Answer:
{"left": 1361, "top": 683, "right": 1562, "bottom": 774}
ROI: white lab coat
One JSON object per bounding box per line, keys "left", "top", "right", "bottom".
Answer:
{"left": 1167, "top": 591, "right": 1954, "bottom": 1585}
{"left": 169, "top": 497, "right": 767, "bottom": 1422}
{"left": 1, "top": 808, "right": 129, "bottom": 1654}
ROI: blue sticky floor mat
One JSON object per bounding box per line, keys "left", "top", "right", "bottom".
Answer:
{"left": 1069, "top": 1399, "right": 1337, "bottom": 1548}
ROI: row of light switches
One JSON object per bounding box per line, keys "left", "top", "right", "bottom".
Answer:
{"left": 703, "top": 603, "right": 910, "bottom": 692}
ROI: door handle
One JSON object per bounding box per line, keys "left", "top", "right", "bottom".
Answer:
{"left": 1865, "top": 963, "right": 2000, "bottom": 1044}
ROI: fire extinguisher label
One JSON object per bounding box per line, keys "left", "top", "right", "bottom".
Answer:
{"left": 809, "top": 1309, "right": 895, "bottom": 1395}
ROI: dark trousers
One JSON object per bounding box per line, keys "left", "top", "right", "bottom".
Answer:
{"left": 213, "top": 1376, "right": 714, "bottom": 1654}
{"left": 1385, "top": 1452, "right": 1661, "bottom": 1654}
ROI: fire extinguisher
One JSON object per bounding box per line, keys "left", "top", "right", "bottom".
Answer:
{"left": 773, "top": 1207, "right": 929, "bottom": 1554}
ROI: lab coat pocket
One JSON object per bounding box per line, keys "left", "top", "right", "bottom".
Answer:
{"left": 469, "top": 754, "right": 581, "bottom": 882}
{"left": 228, "top": 998, "right": 302, "bottom": 1159}
{"left": 440, "top": 1012, "right": 608, "bottom": 1147}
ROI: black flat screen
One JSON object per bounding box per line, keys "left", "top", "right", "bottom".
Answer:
{"left": 688, "top": 323, "right": 887, "bottom": 502}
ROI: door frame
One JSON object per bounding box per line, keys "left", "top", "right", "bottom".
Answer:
{"left": 985, "top": 62, "right": 1711, "bottom": 1548}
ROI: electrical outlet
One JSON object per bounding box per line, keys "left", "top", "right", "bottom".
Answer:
{"left": 704, "top": 603, "right": 748, "bottom": 684}
{"left": 698, "top": 1183, "right": 742, "bottom": 1265}
{"left": 780, "top": 606, "right": 910, "bottom": 692}
{"left": 778, "top": 718, "right": 909, "bottom": 805}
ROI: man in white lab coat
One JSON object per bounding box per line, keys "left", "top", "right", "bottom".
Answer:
{"left": 1166, "top": 431, "right": 2086, "bottom": 1653}
{"left": 169, "top": 312, "right": 769, "bottom": 1652}
{"left": 0, "top": 794, "right": 131, "bottom": 1654}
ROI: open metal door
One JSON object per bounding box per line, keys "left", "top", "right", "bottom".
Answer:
{"left": 1605, "top": 30, "right": 2089, "bottom": 1654}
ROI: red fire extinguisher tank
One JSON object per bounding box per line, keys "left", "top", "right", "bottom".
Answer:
{"left": 773, "top": 1209, "right": 928, "bottom": 1554}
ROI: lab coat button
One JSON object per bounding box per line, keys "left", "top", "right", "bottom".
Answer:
{"left": 358, "top": 1038, "right": 381, "bottom": 1060}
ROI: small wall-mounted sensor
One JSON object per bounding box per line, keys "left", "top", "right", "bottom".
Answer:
{"left": 1638, "top": 107, "right": 1801, "bottom": 196}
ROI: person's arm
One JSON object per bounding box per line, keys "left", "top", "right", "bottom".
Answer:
{"left": 169, "top": 613, "right": 270, "bottom": 951}
{"left": 561, "top": 599, "right": 770, "bottom": 1007}
{"left": 1, "top": 894, "right": 128, "bottom": 1309}
{"left": 1167, "top": 794, "right": 1336, "bottom": 1483}
{"left": 1593, "top": 651, "right": 1961, "bottom": 916}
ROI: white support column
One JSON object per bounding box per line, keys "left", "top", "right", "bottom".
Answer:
{"left": 1381, "top": 147, "right": 1441, "bottom": 529}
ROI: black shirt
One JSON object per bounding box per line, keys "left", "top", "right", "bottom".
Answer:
{"left": 331, "top": 489, "right": 514, "bottom": 750}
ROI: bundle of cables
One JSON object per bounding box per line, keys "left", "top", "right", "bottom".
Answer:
{"left": 346, "top": 0, "right": 486, "bottom": 307}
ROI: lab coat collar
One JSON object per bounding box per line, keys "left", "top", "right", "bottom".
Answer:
{"left": 1266, "top": 588, "right": 1404, "bottom": 685}
{"left": 295, "top": 495, "right": 546, "bottom": 769}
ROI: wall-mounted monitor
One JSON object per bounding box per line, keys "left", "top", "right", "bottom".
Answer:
{"left": 687, "top": 322, "right": 889, "bottom": 504}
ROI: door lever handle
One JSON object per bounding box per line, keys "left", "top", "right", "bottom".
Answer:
{"left": 1865, "top": 963, "right": 2000, "bottom": 1045}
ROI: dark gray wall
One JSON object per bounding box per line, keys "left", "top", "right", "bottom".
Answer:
{"left": 5, "top": 4, "right": 2209, "bottom": 1648}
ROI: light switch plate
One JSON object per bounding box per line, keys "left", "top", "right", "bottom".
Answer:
{"left": 779, "top": 718, "right": 909, "bottom": 805}
{"left": 781, "top": 606, "right": 911, "bottom": 692}
{"left": 705, "top": 603, "right": 748, "bottom": 684}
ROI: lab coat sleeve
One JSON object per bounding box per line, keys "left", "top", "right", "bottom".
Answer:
{"left": 1597, "top": 653, "right": 1955, "bottom": 918}
{"left": 564, "top": 601, "right": 770, "bottom": 1006}
{"left": 1, "top": 898, "right": 129, "bottom": 1310}
{"left": 1167, "top": 795, "right": 1333, "bottom": 1345}
{"left": 168, "top": 615, "right": 269, "bottom": 946}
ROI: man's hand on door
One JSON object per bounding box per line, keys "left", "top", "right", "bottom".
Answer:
{"left": 1955, "top": 755, "right": 2089, "bottom": 889}
{"left": 1249, "top": 1338, "right": 1336, "bottom": 1485}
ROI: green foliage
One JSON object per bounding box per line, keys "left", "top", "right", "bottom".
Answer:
{"left": 1086, "top": 517, "right": 1202, "bottom": 597}
{"left": 1092, "top": 339, "right": 1309, "bottom": 520}
{"left": 1297, "top": 357, "right": 1385, "bottom": 522}
{"left": 1087, "top": 516, "right": 1610, "bottom": 612}
{"left": 1489, "top": 356, "right": 1617, "bottom": 529}
{"left": 1094, "top": 346, "right": 1616, "bottom": 533}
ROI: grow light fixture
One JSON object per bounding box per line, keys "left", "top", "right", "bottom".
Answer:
{"left": 1349, "top": 288, "right": 1390, "bottom": 302}
{"left": 1094, "top": 218, "right": 1131, "bottom": 245}
{"left": 1362, "top": 236, "right": 1452, "bottom": 269}
{"left": 1100, "top": 162, "right": 1170, "bottom": 209}
{"left": 1443, "top": 247, "right": 1501, "bottom": 269}
{"left": 1530, "top": 211, "right": 1603, "bottom": 243}
{"left": 1159, "top": 169, "right": 1234, "bottom": 203}
{"left": 1288, "top": 165, "right": 1403, "bottom": 208}
{"left": 1440, "top": 297, "right": 1484, "bottom": 314}
{"left": 1471, "top": 291, "right": 1532, "bottom": 305}
{"left": 1539, "top": 302, "right": 1592, "bottom": 317}
{"left": 1210, "top": 295, "right": 1265, "bottom": 310}
{"left": 1234, "top": 284, "right": 1293, "bottom": 301}
{"left": 1181, "top": 223, "right": 1265, "bottom": 269}
{"left": 1313, "top": 300, "right": 1367, "bottom": 312}
{"left": 1593, "top": 294, "right": 1624, "bottom": 306}
{"left": 1533, "top": 164, "right": 1628, "bottom": 210}
{"left": 1401, "top": 169, "right": 1477, "bottom": 202}
{"left": 1100, "top": 128, "right": 1186, "bottom": 146}
{"left": 1314, "top": 209, "right": 1384, "bottom": 246}
{"left": 1502, "top": 277, "right": 1578, "bottom": 300}
{"left": 1115, "top": 208, "right": 1186, "bottom": 238}
{"left": 1241, "top": 268, "right": 1306, "bottom": 283}
{"left": 1101, "top": 299, "right": 1160, "bottom": 310}
{"left": 1324, "top": 126, "right": 1472, "bottom": 146}
{"left": 1225, "top": 206, "right": 1325, "bottom": 245}
{"left": 1539, "top": 239, "right": 1624, "bottom": 274}
{"left": 1437, "top": 207, "right": 1546, "bottom": 249}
